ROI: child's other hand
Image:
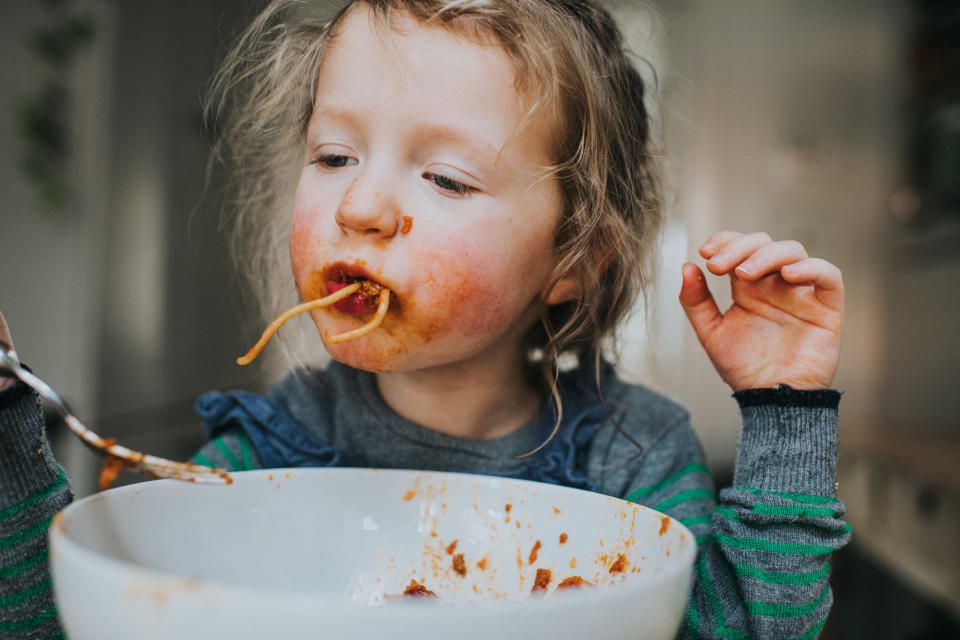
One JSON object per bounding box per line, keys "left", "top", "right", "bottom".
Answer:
{"left": 0, "top": 311, "right": 17, "bottom": 392}
{"left": 678, "top": 231, "right": 844, "bottom": 391}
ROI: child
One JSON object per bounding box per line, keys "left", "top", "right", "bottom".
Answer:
{"left": 0, "top": 1, "right": 848, "bottom": 638}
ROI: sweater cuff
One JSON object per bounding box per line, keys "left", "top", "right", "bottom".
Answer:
{"left": 732, "top": 386, "right": 841, "bottom": 497}
{"left": 0, "top": 380, "right": 62, "bottom": 508}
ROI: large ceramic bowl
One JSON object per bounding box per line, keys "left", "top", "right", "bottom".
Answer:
{"left": 50, "top": 468, "right": 695, "bottom": 639}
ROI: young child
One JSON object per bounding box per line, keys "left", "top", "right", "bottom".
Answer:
{"left": 0, "top": 1, "right": 848, "bottom": 638}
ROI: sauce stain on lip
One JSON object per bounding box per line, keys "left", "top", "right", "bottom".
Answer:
{"left": 401, "top": 216, "right": 413, "bottom": 235}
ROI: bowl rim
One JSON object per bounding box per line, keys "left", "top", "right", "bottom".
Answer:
{"left": 50, "top": 467, "right": 698, "bottom": 613}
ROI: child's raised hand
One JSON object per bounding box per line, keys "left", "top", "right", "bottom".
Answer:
{"left": 678, "top": 231, "right": 844, "bottom": 392}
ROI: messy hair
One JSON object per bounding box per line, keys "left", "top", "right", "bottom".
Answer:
{"left": 206, "top": 0, "right": 662, "bottom": 437}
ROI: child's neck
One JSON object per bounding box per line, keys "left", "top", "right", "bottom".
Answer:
{"left": 375, "top": 352, "right": 541, "bottom": 441}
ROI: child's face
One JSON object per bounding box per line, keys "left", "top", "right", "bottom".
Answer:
{"left": 290, "top": 5, "right": 568, "bottom": 373}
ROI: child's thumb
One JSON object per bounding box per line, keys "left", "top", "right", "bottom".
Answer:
{"left": 678, "top": 263, "right": 721, "bottom": 344}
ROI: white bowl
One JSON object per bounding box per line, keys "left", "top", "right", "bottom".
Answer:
{"left": 50, "top": 468, "right": 695, "bottom": 639}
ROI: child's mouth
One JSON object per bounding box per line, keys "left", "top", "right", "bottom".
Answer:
{"left": 325, "top": 266, "right": 387, "bottom": 315}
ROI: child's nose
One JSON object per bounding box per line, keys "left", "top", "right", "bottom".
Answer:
{"left": 334, "top": 174, "right": 400, "bottom": 238}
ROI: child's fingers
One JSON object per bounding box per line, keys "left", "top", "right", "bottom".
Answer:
{"left": 732, "top": 240, "right": 808, "bottom": 280}
{"left": 704, "top": 231, "right": 772, "bottom": 274}
{"left": 698, "top": 231, "right": 742, "bottom": 259}
{"left": 780, "top": 258, "right": 845, "bottom": 307}
{"left": 679, "top": 262, "right": 722, "bottom": 342}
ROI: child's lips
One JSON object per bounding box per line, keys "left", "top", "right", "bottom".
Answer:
{"left": 326, "top": 280, "right": 379, "bottom": 315}
{"left": 323, "top": 262, "right": 391, "bottom": 315}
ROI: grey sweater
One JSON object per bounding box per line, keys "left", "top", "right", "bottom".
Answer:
{"left": 0, "top": 361, "right": 848, "bottom": 638}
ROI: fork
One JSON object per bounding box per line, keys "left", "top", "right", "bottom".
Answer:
{"left": 0, "top": 340, "right": 231, "bottom": 486}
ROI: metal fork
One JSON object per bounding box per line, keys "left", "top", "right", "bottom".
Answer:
{"left": 0, "top": 340, "right": 231, "bottom": 486}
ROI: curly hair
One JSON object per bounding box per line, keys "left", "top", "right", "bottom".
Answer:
{"left": 206, "top": 0, "right": 662, "bottom": 441}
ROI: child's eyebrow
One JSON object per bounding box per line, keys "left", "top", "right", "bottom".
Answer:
{"left": 410, "top": 123, "right": 500, "bottom": 164}
{"left": 309, "top": 104, "right": 361, "bottom": 129}
{"left": 310, "top": 104, "right": 500, "bottom": 163}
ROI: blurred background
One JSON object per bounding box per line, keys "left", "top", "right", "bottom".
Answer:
{"left": 1, "top": 0, "right": 958, "bottom": 637}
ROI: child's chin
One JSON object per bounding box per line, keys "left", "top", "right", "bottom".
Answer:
{"left": 323, "top": 339, "right": 411, "bottom": 374}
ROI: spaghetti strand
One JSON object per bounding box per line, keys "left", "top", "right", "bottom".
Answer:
{"left": 236, "top": 283, "right": 362, "bottom": 365}
{"left": 326, "top": 289, "right": 391, "bottom": 344}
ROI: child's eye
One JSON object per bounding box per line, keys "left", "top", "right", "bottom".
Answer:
{"left": 311, "top": 154, "right": 358, "bottom": 169}
{"left": 424, "top": 172, "right": 475, "bottom": 198}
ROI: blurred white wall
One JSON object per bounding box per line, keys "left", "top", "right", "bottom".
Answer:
{"left": 609, "top": 0, "right": 910, "bottom": 473}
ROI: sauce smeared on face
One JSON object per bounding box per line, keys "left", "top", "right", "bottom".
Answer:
{"left": 288, "top": 5, "right": 565, "bottom": 376}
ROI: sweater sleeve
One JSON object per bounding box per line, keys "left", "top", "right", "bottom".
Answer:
{"left": 190, "top": 426, "right": 263, "bottom": 472}
{"left": 0, "top": 382, "right": 72, "bottom": 639}
{"left": 624, "top": 388, "right": 849, "bottom": 640}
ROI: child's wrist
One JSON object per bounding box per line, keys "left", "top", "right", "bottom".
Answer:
{"left": 732, "top": 385, "right": 841, "bottom": 495}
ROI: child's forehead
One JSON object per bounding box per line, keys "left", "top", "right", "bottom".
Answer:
{"left": 318, "top": 3, "right": 560, "bottom": 151}
{"left": 329, "top": 3, "right": 504, "bottom": 65}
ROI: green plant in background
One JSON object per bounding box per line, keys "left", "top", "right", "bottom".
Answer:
{"left": 16, "top": 0, "right": 95, "bottom": 217}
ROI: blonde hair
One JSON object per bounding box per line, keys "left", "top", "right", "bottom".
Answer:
{"left": 206, "top": 0, "right": 662, "bottom": 434}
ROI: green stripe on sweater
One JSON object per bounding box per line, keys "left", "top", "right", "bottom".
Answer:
{"left": 237, "top": 429, "right": 256, "bottom": 470}
{"left": 751, "top": 503, "right": 840, "bottom": 519}
{"left": 746, "top": 584, "right": 830, "bottom": 617}
{"left": 697, "top": 557, "right": 750, "bottom": 640}
{"left": 193, "top": 451, "right": 216, "bottom": 469}
{"left": 715, "top": 532, "right": 836, "bottom": 555}
{"left": 0, "top": 604, "right": 58, "bottom": 631}
{"left": 681, "top": 515, "right": 712, "bottom": 528}
{"left": 0, "top": 578, "right": 51, "bottom": 608}
{"left": 0, "top": 516, "right": 53, "bottom": 550}
{"left": 624, "top": 463, "right": 710, "bottom": 502}
{"left": 0, "top": 469, "right": 67, "bottom": 520}
{"left": 715, "top": 506, "right": 851, "bottom": 535}
{"left": 733, "top": 561, "right": 831, "bottom": 585}
{"left": 0, "top": 548, "right": 48, "bottom": 579}
{"left": 735, "top": 487, "right": 837, "bottom": 505}
{"left": 687, "top": 592, "right": 702, "bottom": 638}
{"left": 213, "top": 437, "right": 241, "bottom": 471}
{"left": 654, "top": 488, "right": 715, "bottom": 512}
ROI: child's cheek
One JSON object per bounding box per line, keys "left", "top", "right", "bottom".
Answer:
{"left": 324, "top": 250, "right": 511, "bottom": 372}
{"left": 289, "top": 213, "right": 323, "bottom": 294}
{"left": 408, "top": 247, "right": 506, "bottom": 341}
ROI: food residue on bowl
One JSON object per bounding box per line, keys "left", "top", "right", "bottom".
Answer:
{"left": 528, "top": 540, "right": 541, "bottom": 564}
{"left": 659, "top": 515, "right": 671, "bottom": 536}
{"left": 452, "top": 553, "right": 467, "bottom": 577}
{"left": 557, "top": 576, "right": 594, "bottom": 589}
{"left": 386, "top": 580, "right": 438, "bottom": 600}
{"left": 531, "top": 568, "right": 552, "bottom": 593}
{"left": 609, "top": 554, "right": 628, "bottom": 573}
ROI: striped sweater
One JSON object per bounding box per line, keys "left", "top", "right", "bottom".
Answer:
{"left": 0, "top": 362, "right": 848, "bottom": 638}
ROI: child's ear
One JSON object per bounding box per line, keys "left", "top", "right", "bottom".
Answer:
{"left": 545, "top": 272, "right": 582, "bottom": 305}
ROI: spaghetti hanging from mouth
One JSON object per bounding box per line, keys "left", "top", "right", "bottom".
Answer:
{"left": 236, "top": 283, "right": 391, "bottom": 366}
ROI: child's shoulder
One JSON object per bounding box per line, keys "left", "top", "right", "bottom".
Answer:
{"left": 583, "top": 361, "right": 692, "bottom": 443}
{"left": 579, "top": 364, "right": 703, "bottom": 497}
